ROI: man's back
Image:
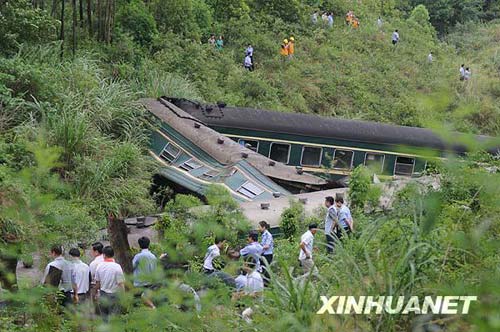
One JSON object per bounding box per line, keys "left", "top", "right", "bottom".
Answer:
{"left": 43, "top": 257, "right": 72, "bottom": 291}
{"left": 132, "top": 249, "right": 157, "bottom": 287}
{"left": 72, "top": 260, "right": 91, "bottom": 294}
{"left": 95, "top": 261, "right": 124, "bottom": 293}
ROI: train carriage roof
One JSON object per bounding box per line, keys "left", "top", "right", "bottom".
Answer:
{"left": 165, "top": 97, "right": 496, "bottom": 154}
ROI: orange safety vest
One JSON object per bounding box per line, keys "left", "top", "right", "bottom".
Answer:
{"left": 288, "top": 41, "right": 295, "bottom": 55}
{"left": 280, "top": 44, "right": 288, "bottom": 56}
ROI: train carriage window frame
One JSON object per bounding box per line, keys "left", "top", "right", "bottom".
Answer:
{"left": 160, "top": 143, "right": 181, "bottom": 163}
{"left": 364, "top": 152, "right": 385, "bottom": 173}
{"left": 300, "top": 146, "right": 323, "bottom": 167}
{"left": 269, "top": 142, "right": 291, "bottom": 164}
{"left": 332, "top": 149, "right": 354, "bottom": 170}
{"left": 238, "top": 139, "right": 259, "bottom": 152}
{"left": 179, "top": 158, "right": 203, "bottom": 172}
{"left": 394, "top": 156, "right": 415, "bottom": 176}
{"left": 237, "top": 181, "right": 265, "bottom": 199}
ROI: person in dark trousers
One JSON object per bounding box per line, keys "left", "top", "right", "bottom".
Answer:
{"left": 258, "top": 221, "right": 273, "bottom": 285}
{"left": 69, "top": 248, "right": 90, "bottom": 305}
{"left": 203, "top": 237, "right": 225, "bottom": 274}
{"left": 95, "top": 246, "right": 125, "bottom": 322}
{"left": 41, "top": 245, "right": 73, "bottom": 306}
{"left": 132, "top": 236, "right": 157, "bottom": 309}
{"left": 334, "top": 196, "right": 353, "bottom": 243}
{"left": 324, "top": 196, "right": 338, "bottom": 254}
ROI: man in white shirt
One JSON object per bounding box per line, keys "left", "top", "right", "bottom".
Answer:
{"left": 392, "top": 29, "right": 399, "bottom": 45}
{"left": 464, "top": 67, "right": 471, "bottom": 81}
{"left": 244, "top": 54, "right": 253, "bottom": 71}
{"left": 428, "top": 52, "right": 433, "bottom": 63}
{"left": 203, "top": 238, "right": 225, "bottom": 274}
{"left": 459, "top": 64, "right": 465, "bottom": 80}
{"left": 69, "top": 248, "right": 90, "bottom": 304}
{"left": 324, "top": 196, "right": 337, "bottom": 254}
{"left": 299, "top": 224, "right": 318, "bottom": 276}
{"left": 95, "top": 246, "right": 125, "bottom": 321}
{"left": 89, "top": 242, "right": 104, "bottom": 302}
{"left": 377, "top": 16, "right": 383, "bottom": 29}
{"left": 41, "top": 245, "right": 73, "bottom": 306}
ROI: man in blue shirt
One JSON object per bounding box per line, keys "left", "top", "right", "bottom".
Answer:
{"left": 239, "top": 231, "right": 263, "bottom": 273}
{"left": 324, "top": 196, "right": 337, "bottom": 254}
{"left": 335, "top": 196, "right": 353, "bottom": 242}
{"left": 258, "top": 221, "right": 273, "bottom": 285}
{"left": 132, "top": 236, "right": 157, "bottom": 309}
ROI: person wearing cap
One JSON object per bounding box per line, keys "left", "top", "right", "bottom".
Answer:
{"left": 288, "top": 36, "right": 295, "bottom": 59}
{"left": 280, "top": 39, "right": 289, "bottom": 58}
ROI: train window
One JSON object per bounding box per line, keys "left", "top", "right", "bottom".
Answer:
{"left": 364, "top": 153, "right": 385, "bottom": 172}
{"left": 179, "top": 158, "right": 203, "bottom": 172}
{"left": 237, "top": 181, "right": 264, "bottom": 199}
{"left": 394, "top": 157, "right": 415, "bottom": 176}
{"left": 269, "top": 143, "right": 290, "bottom": 164}
{"left": 332, "top": 149, "right": 354, "bottom": 169}
{"left": 200, "top": 169, "right": 219, "bottom": 180}
{"left": 160, "top": 143, "right": 180, "bottom": 163}
{"left": 301, "top": 146, "right": 322, "bottom": 167}
{"left": 238, "top": 139, "right": 259, "bottom": 152}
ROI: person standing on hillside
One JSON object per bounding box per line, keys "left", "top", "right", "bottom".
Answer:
{"left": 464, "top": 67, "right": 471, "bottom": 81}
{"left": 41, "top": 245, "right": 73, "bottom": 306}
{"left": 132, "top": 237, "right": 157, "bottom": 309}
{"left": 459, "top": 64, "right": 466, "bottom": 81}
{"left": 324, "top": 196, "right": 338, "bottom": 254}
{"left": 95, "top": 246, "right": 125, "bottom": 321}
{"left": 377, "top": 16, "right": 383, "bottom": 29}
{"left": 392, "top": 29, "right": 400, "bottom": 46}
{"left": 244, "top": 54, "right": 253, "bottom": 71}
{"left": 69, "top": 248, "right": 90, "bottom": 305}
{"left": 327, "top": 12, "right": 334, "bottom": 28}
{"left": 335, "top": 196, "right": 353, "bottom": 239}
{"left": 89, "top": 242, "right": 104, "bottom": 302}
{"left": 280, "top": 39, "right": 289, "bottom": 58}
{"left": 246, "top": 44, "right": 254, "bottom": 64}
{"left": 203, "top": 237, "right": 225, "bottom": 274}
{"left": 299, "top": 224, "right": 318, "bottom": 276}
{"left": 288, "top": 37, "right": 295, "bottom": 59}
{"left": 258, "top": 221, "right": 274, "bottom": 285}
{"left": 428, "top": 52, "right": 433, "bottom": 63}
{"left": 215, "top": 36, "right": 224, "bottom": 50}
{"left": 208, "top": 34, "right": 216, "bottom": 46}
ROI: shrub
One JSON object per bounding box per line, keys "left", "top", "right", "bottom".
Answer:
{"left": 280, "top": 200, "right": 305, "bottom": 240}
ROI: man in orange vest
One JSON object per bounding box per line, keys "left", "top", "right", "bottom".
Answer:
{"left": 280, "top": 39, "right": 289, "bottom": 58}
{"left": 288, "top": 36, "right": 295, "bottom": 59}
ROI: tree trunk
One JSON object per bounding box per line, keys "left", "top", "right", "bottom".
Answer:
{"left": 0, "top": 252, "right": 19, "bottom": 292}
{"left": 79, "top": 0, "right": 84, "bottom": 26}
{"left": 107, "top": 214, "right": 132, "bottom": 274}
{"left": 86, "top": 0, "right": 92, "bottom": 36}
{"left": 60, "top": 0, "right": 65, "bottom": 59}
{"left": 72, "top": 0, "right": 77, "bottom": 58}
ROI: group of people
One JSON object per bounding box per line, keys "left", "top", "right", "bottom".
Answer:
{"left": 208, "top": 34, "right": 224, "bottom": 50}
{"left": 311, "top": 11, "right": 334, "bottom": 28}
{"left": 41, "top": 237, "right": 157, "bottom": 320}
{"left": 459, "top": 64, "right": 472, "bottom": 81}
{"left": 279, "top": 36, "right": 295, "bottom": 59}
{"left": 40, "top": 196, "right": 354, "bottom": 322}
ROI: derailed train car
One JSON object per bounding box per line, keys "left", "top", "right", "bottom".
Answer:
{"left": 165, "top": 97, "right": 499, "bottom": 184}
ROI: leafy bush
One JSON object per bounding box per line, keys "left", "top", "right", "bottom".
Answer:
{"left": 280, "top": 200, "right": 305, "bottom": 240}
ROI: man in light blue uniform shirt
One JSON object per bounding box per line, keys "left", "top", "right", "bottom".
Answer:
{"left": 324, "top": 196, "right": 338, "bottom": 254}
{"left": 335, "top": 196, "right": 353, "bottom": 241}
{"left": 258, "top": 221, "right": 274, "bottom": 285}
{"left": 239, "top": 231, "right": 263, "bottom": 273}
{"left": 132, "top": 236, "right": 157, "bottom": 308}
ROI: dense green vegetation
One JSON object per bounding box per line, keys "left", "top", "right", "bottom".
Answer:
{"left": 1, "top": 0, "right": 500, "bottom": 331}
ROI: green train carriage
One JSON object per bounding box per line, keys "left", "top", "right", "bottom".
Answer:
{"left": 164, "top": 97, "right": 495, "bottom": 185}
